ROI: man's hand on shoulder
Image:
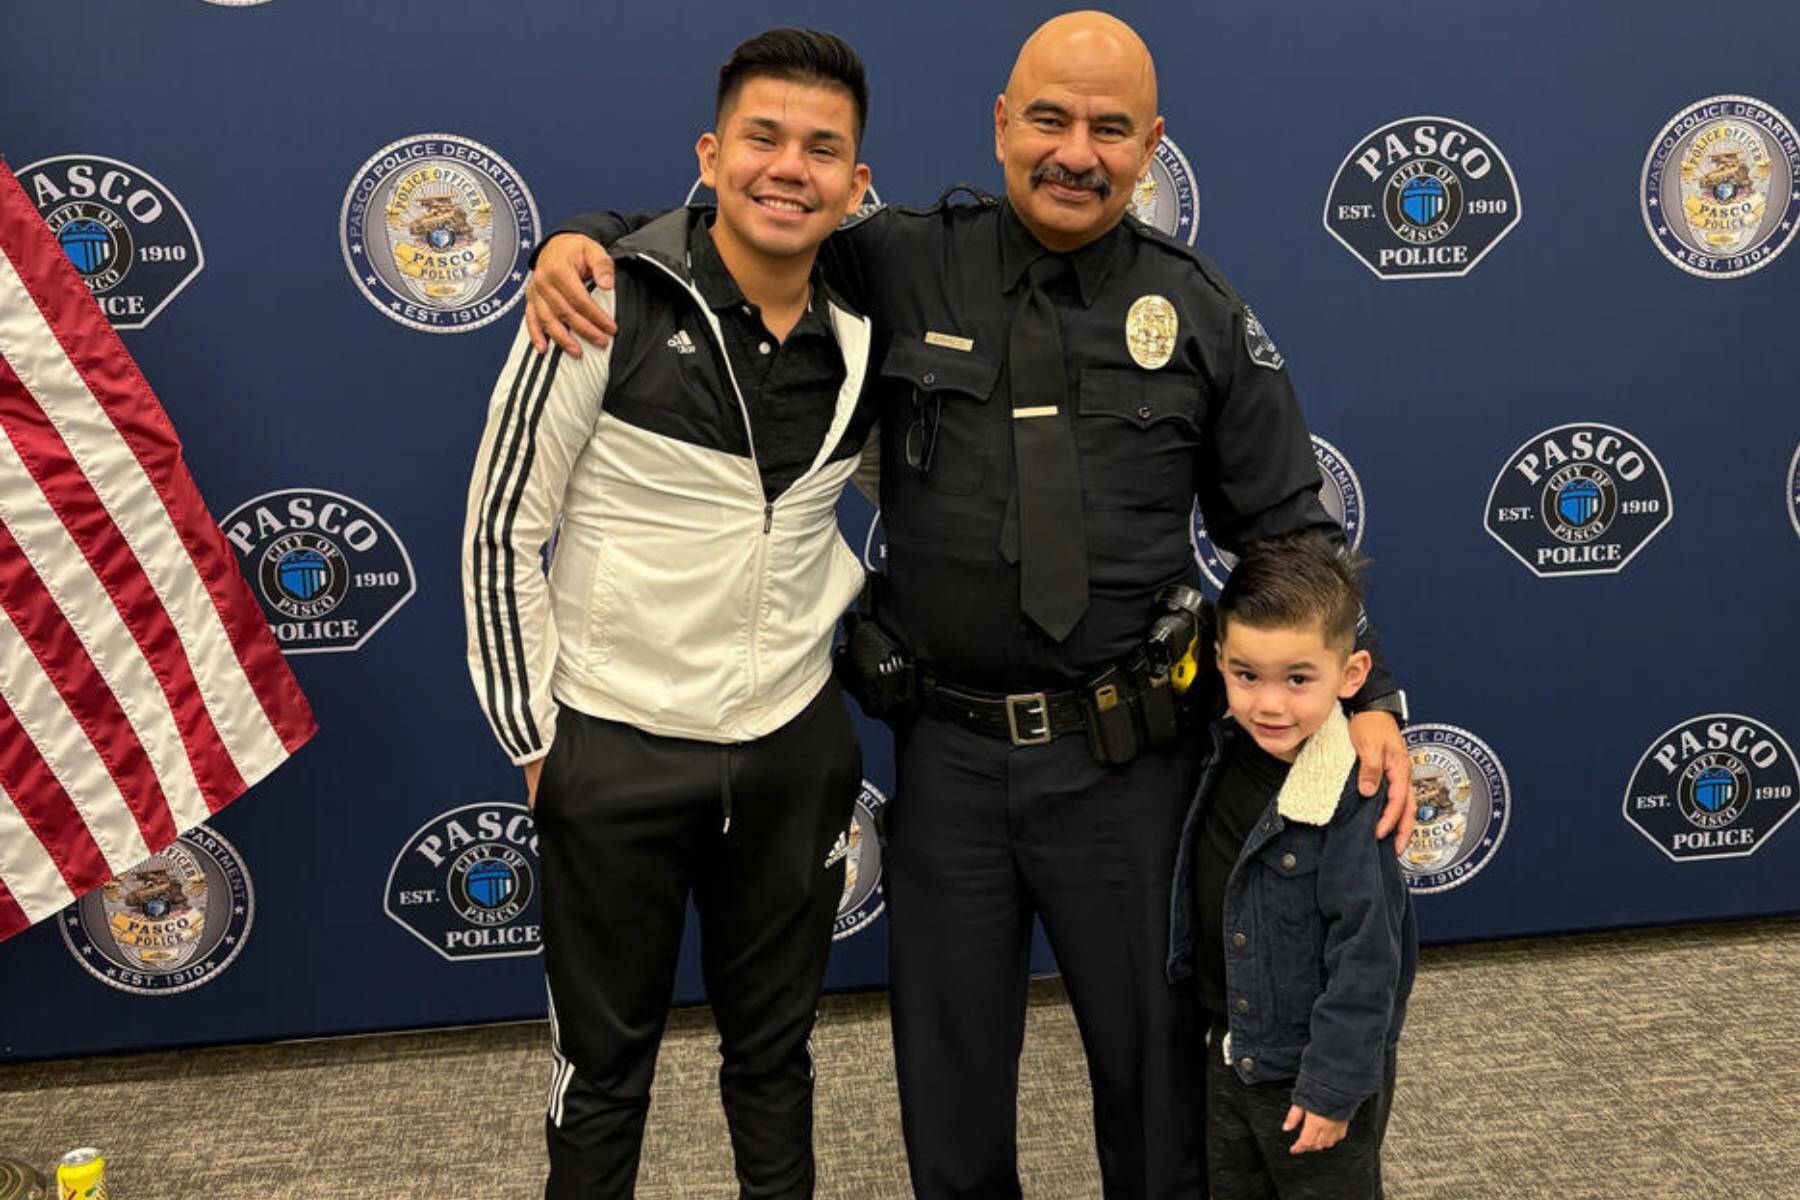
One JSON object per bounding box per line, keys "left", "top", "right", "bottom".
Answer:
{"left": 526, "top": 234, "right": 619, "bottom": 356}
{"left": 1348, "top": 709, "right": 1414, "bottom": 855}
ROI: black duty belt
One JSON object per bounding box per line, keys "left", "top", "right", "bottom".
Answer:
{"left": 920, "top": 674, "right": 1087, "bottom": 746}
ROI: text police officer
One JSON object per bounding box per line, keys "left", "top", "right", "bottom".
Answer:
{"left": 526, "top": 13, "right": 1415, "bottom": 1198}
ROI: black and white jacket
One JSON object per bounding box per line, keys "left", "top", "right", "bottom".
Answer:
{"left": 462, "top": 207, "right": 875, "bottom": 763}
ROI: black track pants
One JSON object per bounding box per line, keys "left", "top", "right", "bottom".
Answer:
{"left": 885, "top": 715, "right": 1207, "bottom": 1199}
{"left": 534, "top": 681, "right": 862, "bottom": 1200}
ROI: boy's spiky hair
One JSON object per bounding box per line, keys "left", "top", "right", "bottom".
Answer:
{"left": 1216, "top": 533, "right": 1365, "bottom": 652}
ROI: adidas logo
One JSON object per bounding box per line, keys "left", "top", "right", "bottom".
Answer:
{"left": 666, "top": 329, "right": 697, "bottom": 355}
{"left": 823, "top": 832, "right": 849, "bottom": 869}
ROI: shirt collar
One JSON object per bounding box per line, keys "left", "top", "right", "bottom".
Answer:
{"left": 686, "top": 213, "right": 832, "bottom": 337}
{"left": 998, "top": 199, "right": 1127, "bottom": 308}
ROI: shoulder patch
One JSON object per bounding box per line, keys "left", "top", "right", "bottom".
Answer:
{"left": 1243, "top": 306, "right": 1284, "bottom": 371}
{"left": 838, "top": 201, "right": 887, "bottom": 231}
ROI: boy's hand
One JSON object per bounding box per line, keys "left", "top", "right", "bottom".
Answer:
{"left": 522, "top": 758, "right": 544, "bottom": 813}
{"left": 1283, "top": 1104, "right": 1348, "bottom": 1154}
{"left": 1348, "top": 710, "right": 1414, "bottom": 855}
{"left": 525, "top": 235, "right": 618, "bottom": 356}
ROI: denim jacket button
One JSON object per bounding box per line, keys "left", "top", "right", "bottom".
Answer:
{"left": 1239, "top": 1057, "right": 1255, "bottom": 1072}
{"left": 1281, "top": 852, "right": 1297, "bottom": 869}
{"left": 1234, "top": 998, "right": 1249, "bottom": 1014}
{"left": 1231, "top": 932, "right": 1247, "bottom": 948}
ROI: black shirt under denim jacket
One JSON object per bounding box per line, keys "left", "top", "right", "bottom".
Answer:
{"left": 1167, "top": 704, "right": 1419, "bottom": 1122}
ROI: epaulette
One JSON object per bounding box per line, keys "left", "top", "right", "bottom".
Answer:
{"left": 896, "top": 182, "right": 1000, "bottom": 216}
{"left": 1122, "top": 213, "right": 1239, "bottom": 306}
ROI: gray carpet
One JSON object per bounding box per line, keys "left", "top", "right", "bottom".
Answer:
{"left": 2, "top": 917, "right": 1796, "bottom": 1198}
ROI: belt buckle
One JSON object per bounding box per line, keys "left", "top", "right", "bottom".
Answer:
{"left": 1005, "top": 692, "right": 1052, "bottom": 746}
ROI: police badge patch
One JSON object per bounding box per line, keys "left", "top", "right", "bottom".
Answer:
{"left": 1624, "top": 714, "right": 1800, "bottom": 861}
{"left": 1191, "top": 435, "right": 1364, "bottom": 592}
{"left": 1401, "top": 724, "right": 1510, "bottom": 894}
{"left": 341, "top": 134, "right": 540, "bottom": 333}
{"left": 833, "top": 781, "right": 889, "bottom": 941}
{"left": 1323, "top": 116, "right": 1521, "bottom": 280}
{"left": 19, "top": 155, "right": 204, "bottom": 329}
{"left": 60, "top": 826, "right": 253, "bottom": 995}
{"left": 1641, "top": 96, "right": 1800, "bottom": 279}
{"left": 1242, "top": 306, "right": 1283, "bottom": 370}
{"left": 385, "top": 802, "right": 543, "bottom": 961}
{"left": 1485, "top": 423, "right": 1672, "bottom": 578}
{"left": 221, "top": 488, "right": 417, "bottom": 654}
{"left": 1126, "top": 294, "right": 1177, "bottom": 369}
{"left": 1128, "top": 136, "right": 1200, "bottom": 245}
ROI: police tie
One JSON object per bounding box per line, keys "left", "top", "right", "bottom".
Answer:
{"left": 1009, "top": 256, "right": 1088, "bottom": 642}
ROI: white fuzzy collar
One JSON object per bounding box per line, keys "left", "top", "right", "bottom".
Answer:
{"left": 1272, "top": 703, "right": 1356, "bottom": 827}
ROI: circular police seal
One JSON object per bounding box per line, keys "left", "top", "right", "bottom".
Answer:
{"left": 833, "top": 780, "right": 888, "bottom": 940}
{"left": 861, "top": 509, "right": 887, "bottom": 572}
{"left": 1129, "top": 136, "right": 1200, "bottom": 245}
{"left": 220, "top": 488, "right": 416, "bottom": 654}
{"left": 1641, "top": 96, "right": 1800, "bottom": 280}
{"left": 1484, "top": 423, "right": 1672, "bottom": 578}
{"left": 384, "top": 802, "right": 543, "bottom": 961}
{"left": 1624, "top": 714, "right": 1800, "bottom": 861}
{"left": 1191, "top": 435, "right": 1364, "bottom": 592}
{"left": 18, "top": 155, "right": 203, "bottom": 329}
{"left": 1323, "top": 116, "right": 1521, "bottom": 280}
{"left": 1787, "top": 442, "right": 1800, "bottom": 543}
{"left": 1401, "top": 724, "right": 1510, "bottom": 894}
{"left": 0, "top": 1156, "right": 45, "bottom": 1200}
{"left": 341, "top": 134, "right": 540, "bottom": 333}
{"left": 59, "top": 826, "right": 253, "bottom": 995}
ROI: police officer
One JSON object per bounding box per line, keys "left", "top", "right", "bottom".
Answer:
{"left": 524, "top": 14, "right": 1414, "bottom": 1198}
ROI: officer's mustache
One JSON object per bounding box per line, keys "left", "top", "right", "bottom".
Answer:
{"left": 1030, "top": 162, "right": 1112, "bottom": 197}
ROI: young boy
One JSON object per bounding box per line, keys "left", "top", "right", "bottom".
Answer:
{"left": 1168, "top": 533, "right": 1418, "bottom": 1198}
{"left": 461, "top": 29, "right": 875, "bottom": 1200}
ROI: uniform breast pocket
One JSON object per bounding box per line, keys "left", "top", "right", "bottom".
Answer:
{"left": 1075, "top": 368, "right": 1205, "bottom": 512}
{"left": 878, "top": 337, "right": 1001, "bottom": 497}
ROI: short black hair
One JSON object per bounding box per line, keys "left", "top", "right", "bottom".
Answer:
{"left": 716, "top": 28, "right": 869, "bottom": 148}
{"left": 1216, "top": 533, "right": 1365, "bottom": 653}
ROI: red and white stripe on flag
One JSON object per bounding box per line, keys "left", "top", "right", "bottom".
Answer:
{"left": 0, "top": 159, "right": 315, "bottom": 943}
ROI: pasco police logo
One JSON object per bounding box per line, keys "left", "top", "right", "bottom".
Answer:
{"left": 1191, "top": 435, "right": 1363, "bottom": 592}
{"left": 59, "top": 826, "right": 253, "bottom": 995}
{"left": 221, "top": 488, "right": 416, "bottom": 654}
{"left": 385, "top": 802, "right": 543, "bottom": 961}
{"left": 341, "top": 134, "right": 540, "bottom": 333}
{"left": 1788, "top": 442, "right": 1800, "bottom": 543}
{"left": 1401, "top": 724, "right": 1510, "bottom": 894}
{"left": 19, "top": 155, "right": 203, "bottom": 329}
{"left": 1485, "top": 422, "right": 1672, "bottom": 578}
{"left": 1128, "top": 135, "right": 1200, "bottom": 245}
{"left": 1641, "top": 96, "right": 1800, "bottom": 280}
{"left": 1323, "top": 116, "right": 1521, "bottom": 280}
{"left": 832, "top": 780, "right": 889, "bottom": 941}
{"left": 1624, "top": 714, "right": 1800, "bottom": 861}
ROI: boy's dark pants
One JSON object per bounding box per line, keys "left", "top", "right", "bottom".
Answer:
{"left": 535, "top": 683, "right": 863, "bottom": 1200}
{"left": 1203, "top": 1028, "right": 1397, "bottom": 1200}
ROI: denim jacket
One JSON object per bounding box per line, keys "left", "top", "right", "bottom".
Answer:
{"left": 1167, "top": 704, "right": 1418, "bottom": 1121}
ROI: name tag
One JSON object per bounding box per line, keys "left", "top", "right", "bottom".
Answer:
{"left": 923, "top": 331, "right": 974, "bottom": 352}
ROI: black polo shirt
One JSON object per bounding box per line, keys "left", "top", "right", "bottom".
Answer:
{"left": 1193, "top": 732, "right": 1290, "bottom": 1021}
{"left": 687, "top": 217, "right": 844, "bottom": 502}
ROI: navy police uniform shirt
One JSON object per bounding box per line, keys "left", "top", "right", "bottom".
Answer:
{"left": 551, "top": 191, "right": 1397, "bottom": 697}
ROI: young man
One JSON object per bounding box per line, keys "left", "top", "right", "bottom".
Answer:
{"left": 460, "top": 30, "right": 874, "bottom": 1200}
{"left": 1169, "top": 534, "right": 1417, "bottom": 1199}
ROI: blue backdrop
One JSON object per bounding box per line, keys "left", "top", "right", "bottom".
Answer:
{"left": 2, "top": 0, "right": 1798, "bottom": 1061}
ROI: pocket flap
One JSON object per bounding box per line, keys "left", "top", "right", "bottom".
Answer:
{"left": 1078, "top": 367, "right": 1202, "bottom": 431}
{"left": 880, "top": 336, "right": 1000, "bottom": 400}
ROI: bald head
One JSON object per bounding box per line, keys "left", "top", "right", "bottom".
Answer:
{"left": 1007, "top": 11, "right": 1158, "bottom": 117}
{"left": 994, "top": 10, "right": 1164, "bottom": 251}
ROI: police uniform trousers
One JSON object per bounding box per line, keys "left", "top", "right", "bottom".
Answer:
{"left": 885, "top": 713, "right": 1207, "bottom": 1199}
{"left": 533, "top": 680, "right": 862, "bottom": 1200}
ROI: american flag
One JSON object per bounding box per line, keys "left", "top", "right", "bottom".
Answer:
{"left": 0, "top": 159, "right": 314, "bottom": 943}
